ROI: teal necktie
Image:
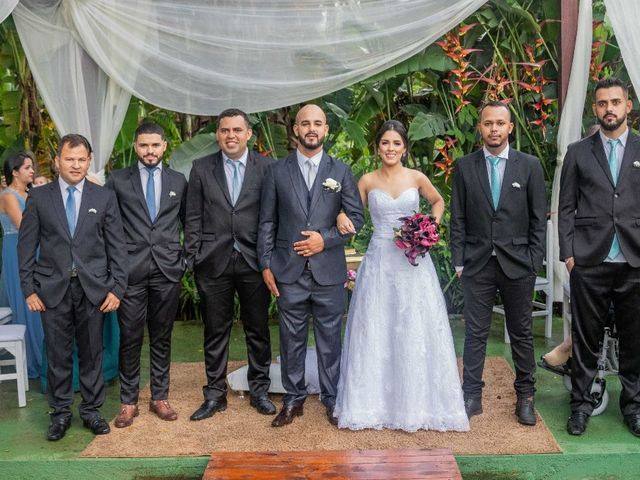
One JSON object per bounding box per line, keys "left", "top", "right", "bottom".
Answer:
{"left": 607, "top": 139, "right": 621, "bottom": 259}
{"left": 488, "top": 155, "right": 501, "bottom": 209}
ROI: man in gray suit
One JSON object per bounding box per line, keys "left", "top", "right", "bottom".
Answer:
{"left": 19, "top": 134, "right": 127, "bottom": 441}
{"left": 560, "top": 77, "right": 640, "bottom": 437}
{"left": 258, "top": 104, "right": 364, "bottom": 427}
{"left": 450, "top": 101, "right": 547, "bottom": 426}
{"left": 106, "top": 122, "right": 187, "bottom": 428}
{"left": 185, "top": 109, "right": 276, "bottom": 420}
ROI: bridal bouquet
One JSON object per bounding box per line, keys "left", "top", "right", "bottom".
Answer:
{"left": 393, "top": 212, "right": 440, "bottom": 266}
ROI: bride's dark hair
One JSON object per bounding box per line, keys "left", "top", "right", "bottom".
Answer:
{"left": 375, "top": 120, "right": 409, "bottom": 163}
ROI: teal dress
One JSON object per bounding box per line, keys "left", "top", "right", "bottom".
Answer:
{"left": 0, "top": 189, "right": 44, "bottom": 378}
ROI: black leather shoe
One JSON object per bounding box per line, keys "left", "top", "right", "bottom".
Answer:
{"left": 250, "top": 395, "right": 276, "bottom": 415}
{"left": 624, "top": 414, "right": 640, "bottom": 437}
{"left": 567, "top": 411, "right": 589, "bottom": 435}
{"left": 190, "top": 399, "right": 227, "bottom": 421}
{"left": 47, "top": 418, "right": 71, "bottom": 441}
{"left": 271, "top": 404, "right": 303, "bottom": 427}
{"left": 326, "top": 405, "right": 338, "bottom": 426}
{"left": 83, "top": 416, "right": 111, "bottom": 435}
{"left": 516, "top": 396, "right": 537, "bottom": 426}
{"left": 464, "top": 397, "right": 483, "bottom": 418}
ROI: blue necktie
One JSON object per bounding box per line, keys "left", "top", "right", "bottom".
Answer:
{"left": 145, "top": 166, "right": 157, "bottom": 221}
{"left": 607, "top": 139, "right": 621, "bottom": 259}
{"left": 488, "top": 155, "right": 501, "bottom": 209}
{"left": 65, "top": 186, "right": 77, "bottom": 236}
{"left": 228, "top": 159, "right": 242, "bottom": 205}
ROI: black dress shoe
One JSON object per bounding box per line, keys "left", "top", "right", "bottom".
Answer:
{"left": 516, "top": 396, "right": 537, "bottom": 426}
{"left": 271, "top": 404, "right": 304, "bottom": 427}
{"left": 190, "top": 399, "right": 227, "bottom": 421}
{"left": 464, "top": 397, "right": 483, "bottom": 418}
{"left": 567, "top": 411, "right": 589, "bottom": 435}
{"left": 47, "top": 418, "right": 71, "bottom": 441}
{"left": 250, "top": 395, "right": 276, "bottom": 415}
{"left": 325, "top": 405, "right": 338, "bottom": 426}
{"left": 624, "top": 414, "right": 640, "bottom": 437}
{"left": 83, "top": 416, "right": 111, "bottom": 435}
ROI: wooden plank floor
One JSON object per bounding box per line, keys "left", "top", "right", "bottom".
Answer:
{"left": 203, "top": 448, "right": 462, "bottom": 479}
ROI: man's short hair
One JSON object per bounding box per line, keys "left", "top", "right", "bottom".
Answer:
{"left": 135, "top": 122, "right": 166, "bottom": 141}
{"left": 57, "top": 133, "right": 92, "bottom": 157}
{"left": 478, "top": 100, "right": 512, "bottom": 121}
{"left": 217, "top": 108, "right": 251, "bottom": 129}
{"left": 594, "top": 77, "right": 629, "bottom": 99}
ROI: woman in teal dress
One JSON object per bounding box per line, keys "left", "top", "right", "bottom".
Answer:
{"left": 0, "top": 151, "right": 43, "bottom": 378}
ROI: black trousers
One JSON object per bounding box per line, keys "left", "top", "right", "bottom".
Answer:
{"left": 118, "top": 261, "right": 180, "bottom": 404}
{"left": 196, "top": 251, "right": 271, "bottom": 401}
{"left": 42, "top": 278, "right": 104, "bottom": 422}
{"left": 462, "top": 257, "right": 536, "bottom": 399}
{"left": 277, "top": 270, "right": 345, "bottom": 409}
{"left": 570, "top": 262, "right": 640, "bottom": 416}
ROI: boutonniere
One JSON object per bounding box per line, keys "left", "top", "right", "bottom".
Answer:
{"left": 633, "top": 161, "right": 640, "bottom": 168}
{"left": 169, "top": 191, "right": 176, "bottom": 197}
{"left": 88, "top": 208, "right": 97, "bottom": 214}
{"left": 322, "top": 178, "right": 341, "bottom": 193}
{"left": 511, "top": 182, "right": 521, "bottom": 189}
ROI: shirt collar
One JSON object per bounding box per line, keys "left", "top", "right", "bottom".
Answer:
{"left": 600, "top": 127, "right": 629, "bottom": 148}
{"left": 138, "top": 161, "right": 163, "bottom": 172}
{"left": 483, "top": 144, "right": 510, "bottom": 160}
{"left": 58, "top": 176, "right": 85, "bottom": 195}
{"left": 222, "top": 149, "right": 249, "bottom": 167}
{"left": 297, "top": 149, "right": 323, "bottom": 167}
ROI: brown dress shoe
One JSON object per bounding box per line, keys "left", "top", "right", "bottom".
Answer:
{"left": 114, "top": 404, "right": 139, "bottom": 428}
{"left": 149, "top": 400, "right": 178, "bottom": 421}
{"left": 271, "top": 404, "right": 303, "bottom": 427}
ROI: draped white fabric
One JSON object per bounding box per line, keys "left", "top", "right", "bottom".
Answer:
{"left": 549, "top": 0, "right": 592, "bottom": 300}
{"left": 0, "top": 0, "right": 18, "bottom": 24}
{"left": 604, "top": 0, "right": 640, "bottom": 96}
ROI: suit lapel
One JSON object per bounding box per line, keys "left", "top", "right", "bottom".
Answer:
{"left": 236, "top": 152, "right": 257, "bottom": 206}
{"left": 287, "top": 153, "right": 309, "bottom": 215}
{"left": 212, "top": 153, "right": 233, "bottom": 207}
{"left": 591, "top": 135, "right": 615, "bottom": 187}
{"left": 50, "top": 181, "right": 71, "bottom": 239}
{"left": 74, "top": 180, "right": 92, "bottom": 239}
{"left": 617, "top": 133, "right": 640, "bottom": 186}
{"left": 157, "top": 167, "right": 170, "bottom": 216}
{"left": 130, "top": 165, "right": 152, "bottom": 223}
{"left": 473, "top": 150, "right": 494, "bottom": 210}
{"left": 499, "top": 150, "right": 518, "bottom": 209}
{"left": 309, "top": 153, "right": 331, "bottom": 215}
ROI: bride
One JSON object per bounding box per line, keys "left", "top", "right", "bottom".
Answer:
{"left": 333, "top": 120, "right": 469, "bottom": 432}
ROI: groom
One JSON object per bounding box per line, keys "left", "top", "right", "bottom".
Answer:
{"left": 450, "top": 100, "right": 547, "bottom": 425}
{"left": 257, "top": 104, "right": 364, "bottom": 427}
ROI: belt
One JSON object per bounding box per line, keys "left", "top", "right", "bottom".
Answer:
{"left": 70, "top": 267, "right": 78, "bottom": 278}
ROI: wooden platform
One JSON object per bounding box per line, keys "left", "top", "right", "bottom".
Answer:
{"left": 203, "top": 448, "right": 462, "bottom": 479}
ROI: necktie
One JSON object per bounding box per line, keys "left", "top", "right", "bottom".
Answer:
{"left": 305, "top": 159, "right": 315, "bottom": 190}
{"left": 488, "top": 155, "right": 501, "bottom": 209}
{"left": 229, "top": 160, "right": 242, "bottom": 205}
{"left": 145, "top": 166, "right": 157, "bottom": 221}
{"left": 607, "top": 139, "right": 621, "bottom": 259}
{"left": 65, "top": 185, "right": 77, "bottom": 235}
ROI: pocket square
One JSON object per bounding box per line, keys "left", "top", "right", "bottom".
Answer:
{"left": 88, "top": 208, "right": 97, "bottom": 214}
{"left": 169, "top": 191, "right": 177, "bottom": 197}
{"left": 512, "top": 182, "right": 521, "bottom": 189}
{"left": 633, "top": 161, "right": 640, "bottom": 168}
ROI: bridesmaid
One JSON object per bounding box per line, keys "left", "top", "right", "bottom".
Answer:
{"left": 0, "top": 151, "right": 44, "bottom": 378}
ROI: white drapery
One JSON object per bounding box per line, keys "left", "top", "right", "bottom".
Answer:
{"left": 0, "top": 0, "right": 18, "bottom": 24}
{"left": 604, "top": 0, "right": 640, "bottom": 96}
{"left": 549, "top": 0, "right": 592, "bottom": 300}
{"left": 8, "top": 0, "right": 487, "bottom": 175}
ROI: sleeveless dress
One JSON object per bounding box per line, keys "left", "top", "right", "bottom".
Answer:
{"left": 334, "top": 187, "right": 469, "bottom": 432}
{"left": 0, "top": 188, "right": 44, "bottom": 378}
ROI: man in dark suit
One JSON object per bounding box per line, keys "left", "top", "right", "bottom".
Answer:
{"left": 559, "top": 77, "right": 640, "bottom": 437}
{"left": 258, "top": 104, "right": 364, "bottom": 427}
{"left": 19, "top": 134, "right": 127, "bottom": 440}
{"left": 450, "top": 101, "right": 547, "bottom": 426}
{"left": 185, "top": 108, "right": 276, "bottom": 420}
{"left": 106, "top": 122, "right": 187, "bottom": 428}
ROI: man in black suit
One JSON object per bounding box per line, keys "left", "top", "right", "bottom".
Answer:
{"left": 258, "top": 104, "right": 364, "bottom": 427}
{"left": 106, "top": 122, "right": 187, "bottom": 428}
{"left": 19, "top": 134, "right": 127, "bottom": 440}
{"left": 450, "top": 101, "right": 547, "bottom": 425}
{"left": 559, "top": 77, "right": 640, "bottom": 437}
{"left": 185, "top": 108, "right": 276, "bottom": 420}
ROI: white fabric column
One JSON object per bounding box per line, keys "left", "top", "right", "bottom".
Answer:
{"left": 604, "top": 0, "right": 640, "bottom": 94}
{"left": 0, "top": 0, "right": 18, "bottom": 24}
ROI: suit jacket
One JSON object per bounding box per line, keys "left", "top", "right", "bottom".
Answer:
{"left": 559, "top": 131, "right": 640, "bottom": 267}
{"left": 450, "top": 148, "right": 547, "bottom": 279}
{"left": 18, "top": 179, "right": 128, "bottom": 308}
{"left": 257, "top": 151, "right": 364, "bottom": 286}
{"left": 184, "top": 150, "right": 274, "bottom": 277}
{"left": 106, "top": 164, "right": 187, "bottom": 284}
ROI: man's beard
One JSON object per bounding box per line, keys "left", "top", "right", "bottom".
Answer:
{"left": 139, "top": 155, "right": 162, "bottom": 167}
{"left": 598, "top": 113, "right": 626, "bottom": 132}
{"left": 298, "top": 133, "right": 325, "bottom": 150}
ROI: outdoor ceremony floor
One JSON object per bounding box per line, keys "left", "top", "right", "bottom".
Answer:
{"left": 2, "top": 316, "right": 640, "bottom": 479}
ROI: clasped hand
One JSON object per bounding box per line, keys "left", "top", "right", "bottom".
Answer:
{"left": 293, "top": 230, "right": 325, "bottom": 257}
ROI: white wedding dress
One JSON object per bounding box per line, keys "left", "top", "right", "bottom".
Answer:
{"left": 334, "top": 187, "right": 469, "bottom": 432}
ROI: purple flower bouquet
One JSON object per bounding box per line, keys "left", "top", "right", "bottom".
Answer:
{"left": 393, "top": 212, "right": 440, "bottom": 266}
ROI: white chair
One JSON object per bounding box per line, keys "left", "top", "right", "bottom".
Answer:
{"left": 0, "top": 323, "right": 29, "bottom": 407}
{"left": 495, "top": 219, "right": 554, "bottom": 343}
{"left": 0, "top": 307, "right": 12, "bottom": 325}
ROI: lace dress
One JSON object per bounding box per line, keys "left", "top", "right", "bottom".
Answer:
{"left": 334, "top": 187, "right": 469, "bottom": 432}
